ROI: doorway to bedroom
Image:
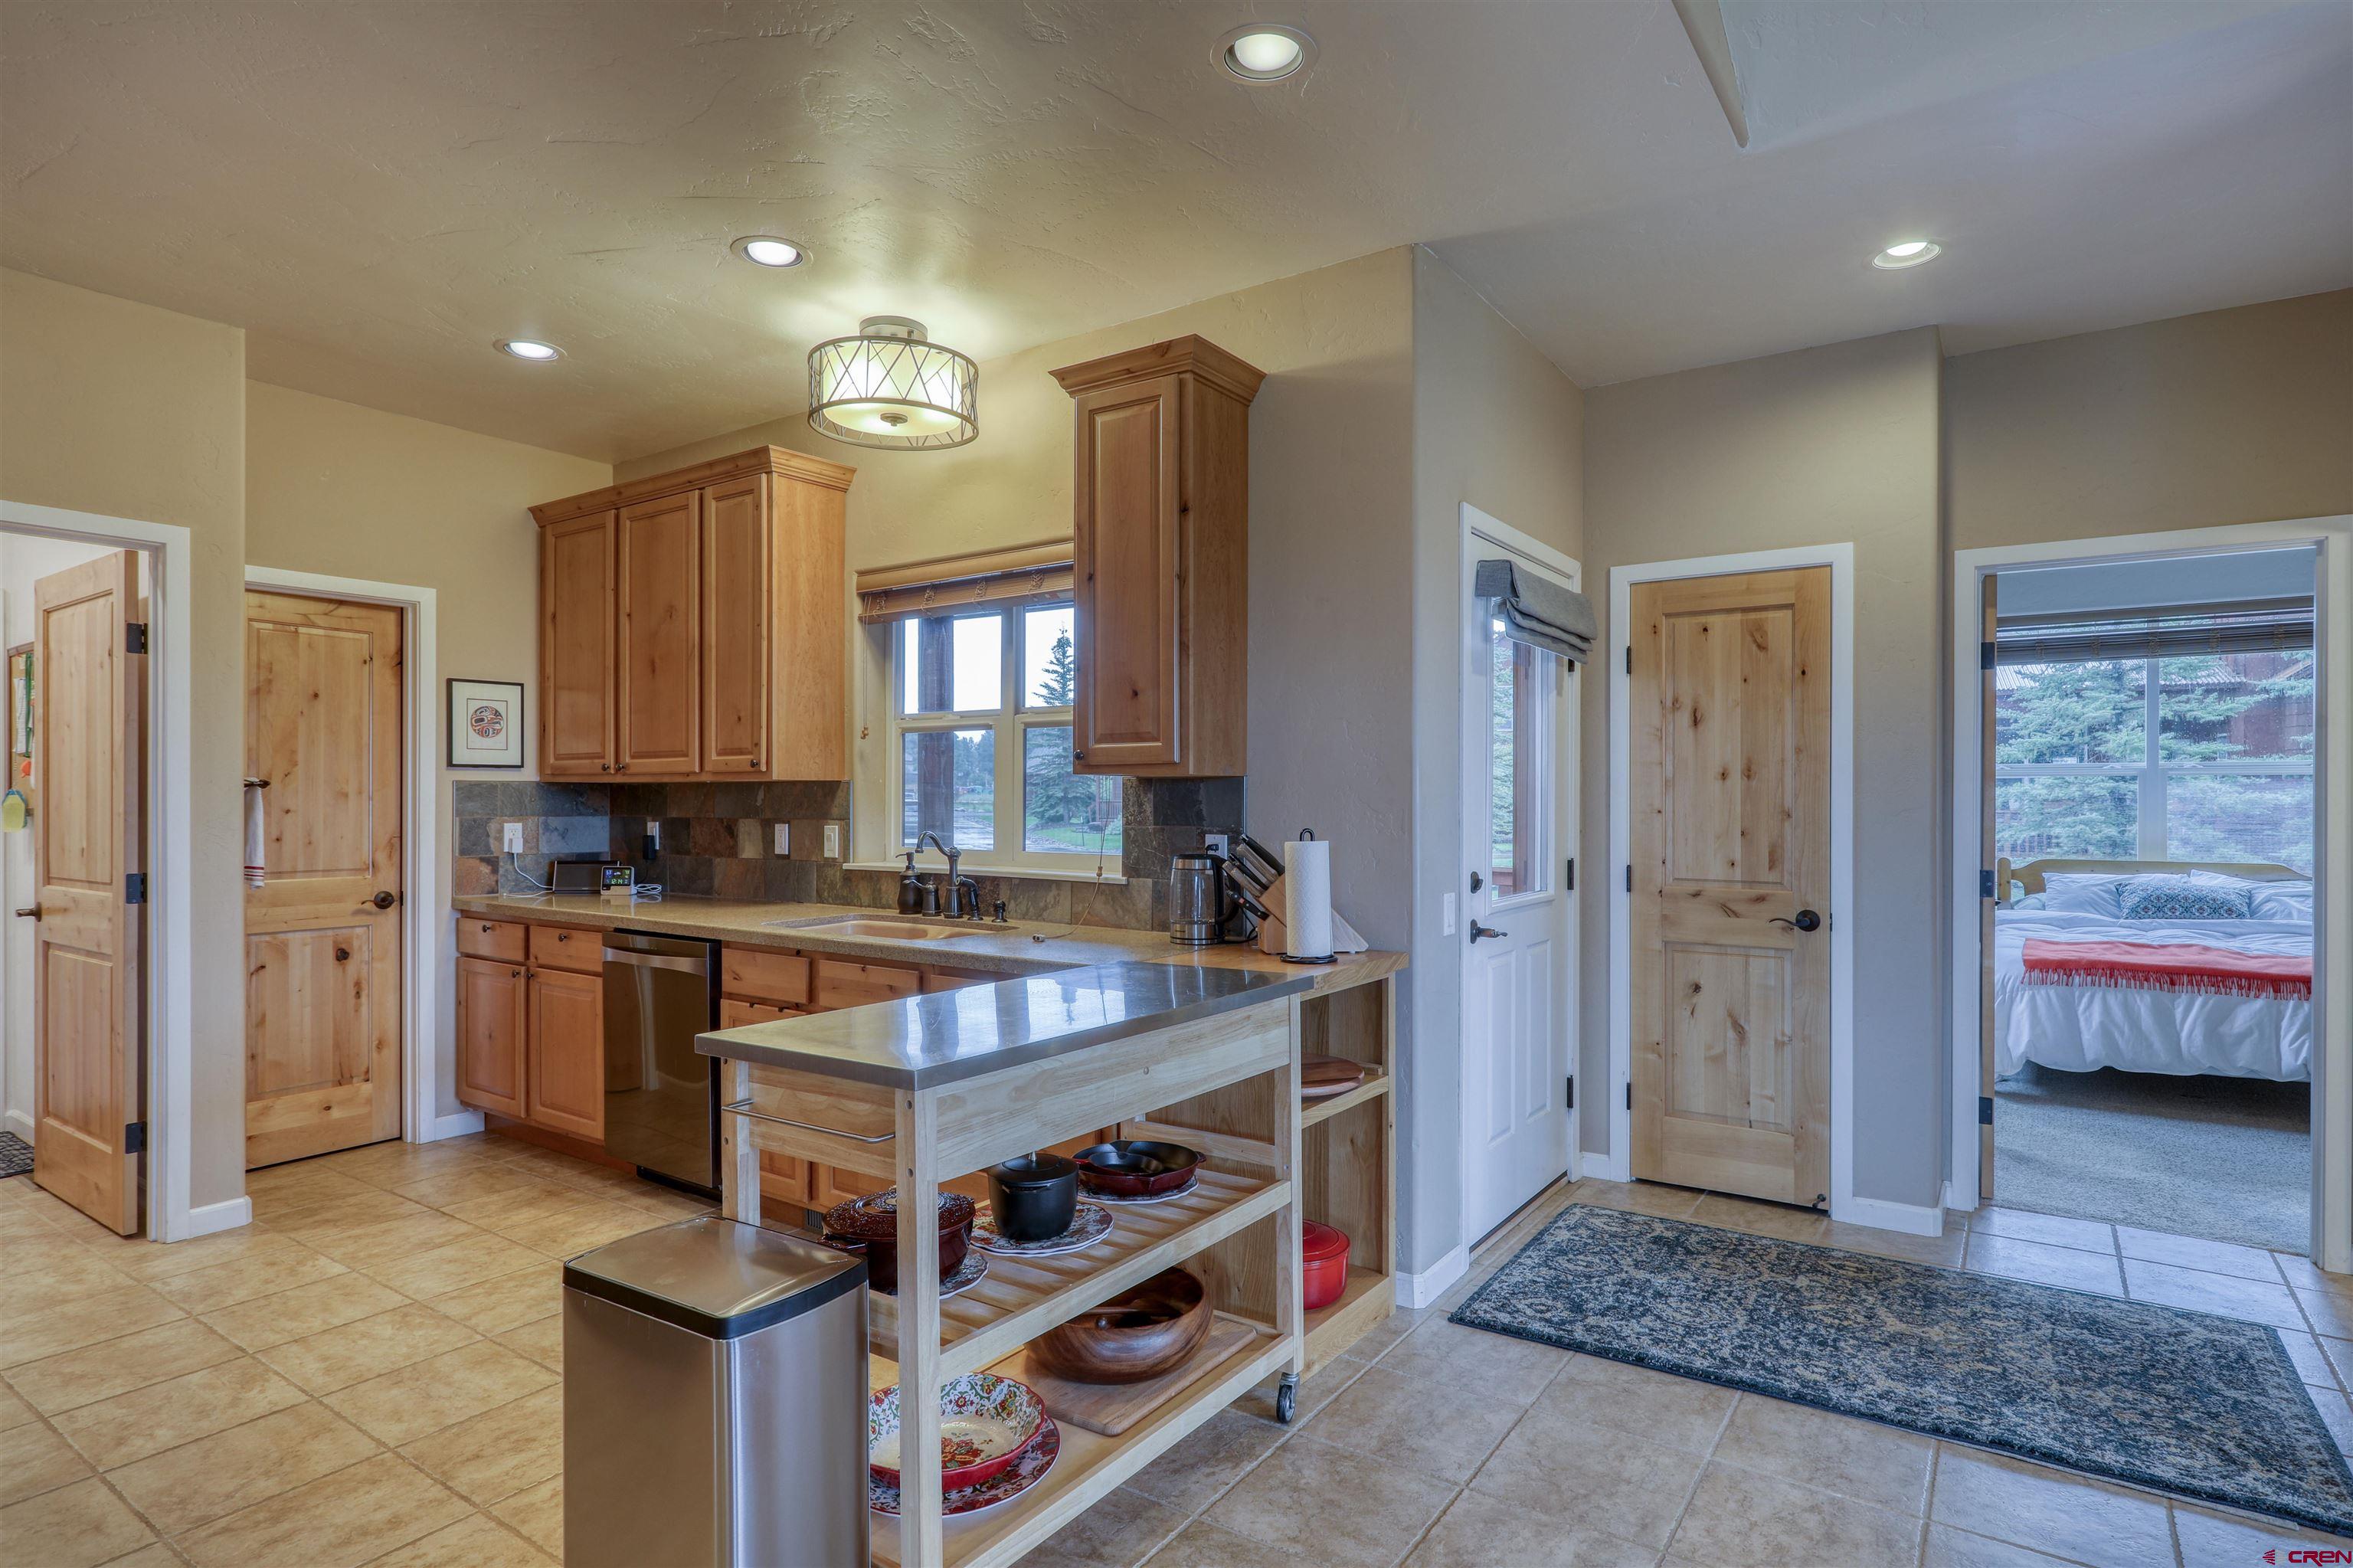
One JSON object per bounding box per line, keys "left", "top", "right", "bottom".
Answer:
{"left": 1975, "top": 545, "right": 2321, "bottom": 1261}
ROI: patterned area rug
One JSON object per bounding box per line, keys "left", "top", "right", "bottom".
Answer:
{"left": 1451, "top": 1206, "right": 2353, "bottom": 1534}
{"left": 0, "top": 1131, "right": 31, "bottom": 1180}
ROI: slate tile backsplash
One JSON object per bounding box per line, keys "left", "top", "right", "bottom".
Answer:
{"left": 450, "top": 777, "right": 1242, "bottom": 931}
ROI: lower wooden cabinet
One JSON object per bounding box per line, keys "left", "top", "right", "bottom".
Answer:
{"left": 722, "top": 997, "right": 819, "bottom": 1211}
{"left": 456, "top": 920, "right": 604, "bottom": 1142}
{"left": 454, "top": 956, "right": 527, "bottom": 1120}
{"left": 526, "top": 966, "right": 606, "bottom": 1142}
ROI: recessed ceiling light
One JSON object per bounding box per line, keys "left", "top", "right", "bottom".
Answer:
{"left": 494, "top": 338, "right": 564, "bottom": 361}
{"left": 1217, "top": 23, "right": 1315, "bottom": 82}
{"left": 1870, "top": 240, "right": 1942, "bottom": 270}
{"left": 731, "top": 235, "right": 809, "bottom": 269}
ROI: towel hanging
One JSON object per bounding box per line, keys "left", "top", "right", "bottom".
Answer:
{"left": 244, "top": 779, "right": 267, "bottom": 889}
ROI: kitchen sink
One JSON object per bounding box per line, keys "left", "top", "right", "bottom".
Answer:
{"left": 766, "top": 917, "right": 1002, "bottom": 941}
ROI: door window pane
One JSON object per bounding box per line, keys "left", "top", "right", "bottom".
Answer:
{"left": 1994, "top": 774, "right": 2138, "bottom": 861}
{"left": 1023, "top": 607, "right": 1077, "bottom": 710}
{"left": 1023, "top": 726, "right": 1122, "bottom": 854}
{"left": 1995, "top": 660, "right": 2145, "bottom": 764}
{"left": 900, "top": 615, "right": 1002, "bottom": 714}
{"left": 901, "top": 728, "right": 994, "bottom": 850}
{"left": 2164, "top": 773, "right": 2314, "bottom": 873}
{"left": 2157, "top": 651, "right": 2315, "bottom": 763}
{"left": 1488, "top": 620, "right": 1547, "bottom": 897}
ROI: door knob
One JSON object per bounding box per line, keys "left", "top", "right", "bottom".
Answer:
{"left": 1469, "top": 921, "right": 1508, "bottom": 943}
{"left": 1771, "top": 908, "right": 1823, "bottom": 933}
{"left": 12, "top": 907, "right": 38, "bottom": 921}
{"left": 371, "top": 891, "right": 397, "bottom": 910}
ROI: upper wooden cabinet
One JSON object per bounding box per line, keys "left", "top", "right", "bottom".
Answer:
{"left": 1052, "top": 336, "right": 1262, "bottom": 777}
{"left": 532, "top": 447, "right": 853, "bottom": 781}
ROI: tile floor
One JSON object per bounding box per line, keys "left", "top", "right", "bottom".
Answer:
{"left": 5, "top": 1140, "right": 2353, "bottom": 1567}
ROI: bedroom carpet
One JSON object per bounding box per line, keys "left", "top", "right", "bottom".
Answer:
{"left": 1450, "top": 1205, "right": 2353, "bottom": 1536}
{"left": 1996, "top": 1062, "right": 2309, "bottom": 1252}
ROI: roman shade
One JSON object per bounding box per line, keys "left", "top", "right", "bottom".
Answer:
{"left": 856, "top": 538, "right": 1073, "bottom": 624}
{"left": 1474, "top": 558, "right": 1595, "bottom": 665}
{"left": 1995, "top": 598, "right": 2313, "bottom": 665}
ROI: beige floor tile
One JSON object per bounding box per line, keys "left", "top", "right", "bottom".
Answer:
{"left": 2320, "top": 1336, "right": 2353, "bottom": 1389}
{"left": 94, "top": 1545, "right": 182, "bottom": 1568}
{"left": 1668, "top": 1462, "right": 1920, "bottom": 1568}
{"left": 325, "top": 1341, "right": 557, "bottom": 1448}
{"left": 2273, "top": 1252, "right": 2352, "bottom": 1294}
{"left": 151, "top": 1246, "right": 349, "bottom": 1314}
{"left": 398, "top": 1386, "right": 562, "bottom": 1507}
{"left": 51, "top": 1355, "right": 309, "bottom": 1470}
{"left": 1963, "top": 1232, "right": 2124, "bottom": 1295}
{"left": 1205, "top": 1433, "right": 1457, "bottom": 1568}
{"left": 2122, "top": 1256, "right": 2306, "bottom": 1329}
{"left": 0, "top": 1475, "right": 156, "bottom": 1568}
{"left": 1306, "top": 1364, "right": 1523, "bottom": 1483}
{"left": 301, "top": 1212, "right": 488, "bottom": 1272}
{"left": 178, "top": 1450, "right": 469, "bottom": 1568}
{"left": 439, "top": 1181, "right": 601, "bottom": 1231}
{"left": 1569, "top": 1180, "right": 1704, "bottom": 1219}
{"left": 1403, "top": 1488, "right": 1656, "bottom": 1568}
{"left": 493, "top": 1316, "right": 563, "bottom": 1371}
{"left": 1919, "top": 1524, "right": 2083, "bottom": 1566}
{"left": 365, "top": 1511, "right": 558, "bottom": 1567}
{"left": 1543, "top": 1357, "right": 1737, "bottom": 1456}
{"left": 257, "top": 1304, "right": 480, "bottom": 1396}
{"left": 105, "top": 1401, "right": 379, "bottom": 1535}
{"left": 0, "top": 1236, "right": 140, "bottom": 1308}
{"left": 1020, "top": 1485, "right": 1189, "bottom": 1568}
{"left": 0, "top": 1283, "right": 185, "bottom": 1367}
{"left": 1689, "top": 1193, "right": 1829, "bottom": 1243}
{"left": 1968, "top": 1207, "right": 2116, "bottom": 1252}
{"left": 425, "top": 1265, "right": 563, "bottom": 1336}
{"left": 1233, "top": 1351, "right": 1366, "bottom": 1425}
{"left": 490, "top": 1474, "right": 563, "bottom": 1557}
{"left": 1119, "top": 1408, "right": 1283, "bottom": 1515}
{"left": 1929, "top": 1447, "right": 2173, "bottom": 1568}
{"left": 1471, "top": 1403, "right": 1705, "bottom": 1548}
{"left": 481, "top": 1196, "right": 662, "bottom": 1259}
{"left": 1711, "top": 1396, "right": 1934, "bottom": 1514}
{"left": 364, "top": 1233, "right": 547, "bottom": 1301}
{"left": 612, "top": 1183, "right": 720, "bottom": 1223}
{"left": 257, "top": 1188, "right": 432, "bottom": 1239}
{"left": 1342, "top": 1301, "right": 1423, "bottom": 1363}
{"left": 244, "top": 1162, "right": 378, "bottom": 1202}
{"left": 0, "top": 1418, "right": 94, "bottom": 1506}
{"left": 388, "top": 1165, "right": 561, "bottom": 1211}
{"left": 0, "top": 1379, "right": 34, "bottom": 1431}
{"left": 2302, "top": 1384, "right": 2353, "bottom": 1451}
{"left": 1375, "top": 1314, "right": 1572, "bottom": 1405}
{"left": 198, "top": 1272, "right": 412, "bottom": 1353}
{"left": 2115, "top": 1225, "right": 2286, "bottom": 1283}
{"left": 78, "top": 1225, "right": 308, "bottom": 1283}
{"left": 1142, "top": 1520, "right": 1308, "bottom": 1568}
{"left": 2297, "top": 1286, "right": 2353, "bottom": 1340}
{"left": 313, "top": 1141, "right": 493, "bottom": 1190}
{"left": 2279, "top": 1329, "right": 2341, "bottom": 1390}
{"left": 1815, "top": 1221, "right": 1968, "bottom": 1268}
{"left": 6, "top": 1318, "right": 242, "bottom": 1416}
{"left": 2172, "top": 1502, "right": 2353, "bottom": 1566}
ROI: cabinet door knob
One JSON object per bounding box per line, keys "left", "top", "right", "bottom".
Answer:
{"left": 601, "top": 762, "right": 612, "bottom": 772}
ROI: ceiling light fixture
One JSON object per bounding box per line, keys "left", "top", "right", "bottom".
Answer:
{"left": 1217, "top": 23, "right": 1316, "bottom": 82}
{"left": 1870, "top": 240, "right": 1942, "bottom": 270}
{"left": 731, "top": 234, "right": 809, "bottom": 269}
{"left": 807, "top": 316, "right": 977, "bottom": 450}
{"left": 494, "top": 338, "right": 564, "bottom": 361}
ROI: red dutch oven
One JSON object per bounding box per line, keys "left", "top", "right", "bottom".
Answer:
{"left": 1302, "top": 1221, "right": 1351, "bottom": 1311}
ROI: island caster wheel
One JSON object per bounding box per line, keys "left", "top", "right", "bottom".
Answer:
{"left": 1274, "top": 1372, "right": 1299, "bottom": 1425}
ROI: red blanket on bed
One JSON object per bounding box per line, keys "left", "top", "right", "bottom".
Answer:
{"left": 2020, "top": 938, "right": 2312, "bottom": 1000}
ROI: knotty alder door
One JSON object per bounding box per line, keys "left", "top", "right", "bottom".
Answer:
{"left": 1629, "top": 568, "right": 1831, "bottom": 1206}
{"left": 244, "top": 591, "right": 404, "bottom": 1167}
{"left": 31, "top": 552, "right": 146, "bottom": 1235}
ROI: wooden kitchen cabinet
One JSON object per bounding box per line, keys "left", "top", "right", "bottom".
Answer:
{"left": 525, "top": 965, "right": 605, "bottom": 1142}
{"left": 1051, "top": 336, "right": 1262, "bottom": 777}
{"left": 721, "top": 997, "right": 819, "bottom": 1212}
{"left": 532, "top": 446, "right": 853, "bottom": 781}
{"left": 453, "top": 955, "right": 527, "bottom": 1121}
{"left": 455, "top": 918, "right": 605, "bottom": 1142}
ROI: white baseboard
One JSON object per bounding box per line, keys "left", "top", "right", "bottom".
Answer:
{"left": 180, "top": 1195, "right": 254, "bottom": 1239}
{"left": 1833, "top": 1191, "right": 1946, "bottom": 1238}
{"left": 1396, "top": 1245, "right": 1469, "bottom": 1309}
{"left": 4, "top": 1108, "right": 32, "bottom": 1143}
{"left": 1575, "top": 1148, "right": 1630, "bottom": 1183}
{"left": 422, "top": 1111, "right": 486, "bottom": 1143}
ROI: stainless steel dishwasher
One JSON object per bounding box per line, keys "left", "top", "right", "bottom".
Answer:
{"left": 603, "top": 930, "right": 721, "bottom": 1194}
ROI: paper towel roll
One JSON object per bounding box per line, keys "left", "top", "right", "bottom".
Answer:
{"left": 1282, "top": 836, "right": 1334, "bottom": 959}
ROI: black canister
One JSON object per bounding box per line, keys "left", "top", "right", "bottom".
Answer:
{"left": 987, "top": 1152, "right": 1080, "bottom": 1242}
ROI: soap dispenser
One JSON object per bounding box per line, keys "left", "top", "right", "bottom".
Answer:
{"left": 896, "top": 851, "right": 925, "bottom": 915}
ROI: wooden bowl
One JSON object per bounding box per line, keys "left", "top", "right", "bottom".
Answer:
{"left": 1072, "top": 1141, "right": 1203, "bottom": 1197}
{"left": 1027, "top": 1267, "right": 1211, "bottom": 1384}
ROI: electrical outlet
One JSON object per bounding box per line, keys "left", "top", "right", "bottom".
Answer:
{"left": 502, "top": 821, "right": 524, "bottom": 854}
{"left": 773, "top": 823, "right": 790, "bottom": 856}
{"left": 823, "top": 823, "right": 842, "bottom": 859}
{"left": 1442, "top": 891, "right": 1457, "bottom": 937}
{"left": 1203, "top": 832, "right": 1232, "bottom": 859}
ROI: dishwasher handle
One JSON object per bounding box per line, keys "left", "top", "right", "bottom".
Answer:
{"left": 603, "top": 948, "right": 712, "bottom": 977}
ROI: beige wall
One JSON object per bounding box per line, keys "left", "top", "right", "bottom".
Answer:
{"left": 0, "top": 267, "right": 250, "bottom": 1215}
{"left": 245, "top": 381, "right": 610, "bottom": 1120}
{"left": 1948, "top": 290, "right": 2353, "bottom": 550}
{"left": 1407, "top": 249, "right": 1585, "bottom": 1266}
{"left": 1580, "top": 328, "right": 1947, "bottom": 1210}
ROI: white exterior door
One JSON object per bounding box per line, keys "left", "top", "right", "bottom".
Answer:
{"left": 1463, "top": 535, "right": 1576, "bottom": 1242}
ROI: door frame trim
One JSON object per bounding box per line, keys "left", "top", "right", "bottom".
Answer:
{"left": 1458, "top": 502, "right": 1581, "bottom": 1249}
{"left": 1, "top": 500, "right": 211, "bottom": 1239}
{"left": 244, "top": 568, "right": 466, "bottom": 1151}
{"left": 1949, "top": 516, "right": 2353, "bottom": 1270}
{"left": 1606, "top": 545, "right": 1867, "bottom": 1226}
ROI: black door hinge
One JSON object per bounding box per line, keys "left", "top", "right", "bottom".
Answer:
{"left": 1565, "top": 1075, "right": 1575, "bottom": 1110}
{"left": 1625, "top": 864, "right": 1633, "bottom": 892}
{"left": 124, "top": 1121, "right": 146, "bottom": 1154}
{"left": 124, "top": 872, "right": 147, "bottom": 905}
{"left": 1979, "top": 640, "right": 1995, "bottom": 670}
{"left": 126, "top": 622, "right": 149, "bottom": 656}
{"left": 1981, "top": 869, "right": 1996, "bottom": 899}
{"left": 1978, "top": 1095, "right": 1995, "bottom": 1127}
{"left": 1625, "top": 646, "right": 1633, "bottom": 675}
{"left": 1624, "top": 1082, "right": 1634, "bottom": 1111}
{"left": 1565, "top": 856, "right": 1575, "bottom": 892}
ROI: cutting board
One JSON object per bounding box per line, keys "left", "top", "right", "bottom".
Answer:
{"left": 1004, "top": 1317, "right": 1255, "bottom": 1436}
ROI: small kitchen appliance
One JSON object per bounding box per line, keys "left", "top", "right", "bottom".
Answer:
{"left": 1167, "top": 849, "right": 1231, "bottom": 945}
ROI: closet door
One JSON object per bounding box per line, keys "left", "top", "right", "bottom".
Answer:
{"left": 615, "top": 491, "right": 701, "bottom": 774}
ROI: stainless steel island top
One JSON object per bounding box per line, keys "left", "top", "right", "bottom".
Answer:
{"left": 693, "top": 959, "right": 1313, "bottom": 1088}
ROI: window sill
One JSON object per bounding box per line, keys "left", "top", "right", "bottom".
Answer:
{"left": 845, "top": 859, "right": 1129, "bottom": 887}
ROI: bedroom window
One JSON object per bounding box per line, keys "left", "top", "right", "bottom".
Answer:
{"left": 1994, "top": 633, "right": 2315, "bottom": 873}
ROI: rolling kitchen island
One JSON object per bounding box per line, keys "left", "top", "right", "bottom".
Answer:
{"left": 698, "top": 960, "right": 1320, "bottom": 1568}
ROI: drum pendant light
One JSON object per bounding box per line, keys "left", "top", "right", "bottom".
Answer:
{"left": 807, "top": 316, "right": 978, "bottom": 450}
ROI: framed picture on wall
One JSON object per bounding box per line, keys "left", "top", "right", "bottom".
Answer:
{"left": 447, "top": 678, "right": 525, "bottom": 770}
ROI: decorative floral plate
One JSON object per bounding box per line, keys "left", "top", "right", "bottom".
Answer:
{"left": 872, "top": 1249, "right": 989, "bottom": 1299}
{"left": 869, "top": 1371, "right": 1046, "bottom": 1491}
{"left": 971, "top": 1200, "right": 1114, "bottom": 1257}
{"left": 870, "top": 1416, "right": 1061, "bottom": 1517}
{"left": 1087, "top": 1177, "right": 1198, "bottom": 1206}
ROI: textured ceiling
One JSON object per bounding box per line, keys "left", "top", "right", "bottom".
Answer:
{"left": 3, "top": 1, "right": 2347, "bottom": 460}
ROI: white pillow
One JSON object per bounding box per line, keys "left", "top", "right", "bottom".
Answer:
{"left": 2038, "top": 873, "right": 2134, "bottom": 917}
{"left": 2190, "top": 869, "right": 2314, "bottom": 923}
{"left": 2011, "top": 892, "right": 2048, "bottom": 911}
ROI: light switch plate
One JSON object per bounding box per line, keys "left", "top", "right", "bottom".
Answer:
{"left": 823, "top": 823, "right": 842, "bottom": 859}
{"left": 773, "top": 823, "right": 790, "bottom": 856}
{"left": 502, "top": 821, "right": 524, "bottom": 854}
{"left": 789, "top": 818, "right": 849, "bottom": 862}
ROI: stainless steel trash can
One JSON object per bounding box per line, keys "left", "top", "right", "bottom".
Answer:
{"left": 564, "top": 1216, "right": 868, "bottom": 1568}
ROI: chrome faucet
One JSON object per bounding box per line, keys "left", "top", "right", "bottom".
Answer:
{"left": 915, "top": 832, "right": 983, "bottom": 919}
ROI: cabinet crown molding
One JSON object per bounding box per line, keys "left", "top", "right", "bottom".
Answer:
{"left": 1049, "top": 335, "right": 1267, "bottom": 404}
{"left": 531, "top": 445, "right": 857, "bottom": 526}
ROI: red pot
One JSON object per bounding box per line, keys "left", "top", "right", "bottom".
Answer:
{"left": 1302, "top": 1221, "right": 1350, "bottom": 1311}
